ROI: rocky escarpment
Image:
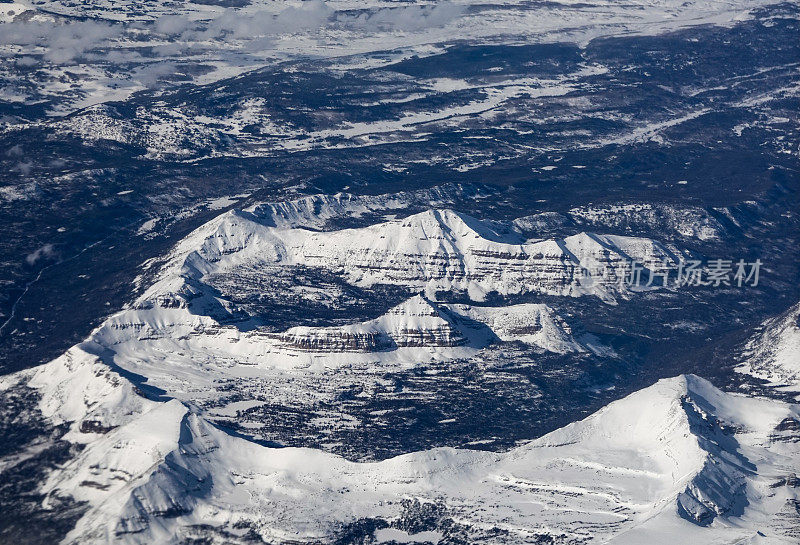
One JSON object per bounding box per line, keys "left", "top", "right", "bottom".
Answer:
{"left": 271, "top": 295, "right": 607, "bottom": 355}
{"left": 276, "top": 295, "right": 468, "bottom": 352}
{"left": 277, "top": 330, "right": 390, "bottom": 352}
{"left": 145, "top": 208, "right": 683, "bottom": 311}
{"left": 283, "top": 210, "right": 677, "bottom": 302}
{"left": 736, "top": 300, "right": 800, "bottom": 391}
{"left": 9, "top": 359, "right": 798, "bottom": 545}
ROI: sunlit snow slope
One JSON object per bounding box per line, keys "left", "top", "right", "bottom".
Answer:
{"left": 4, "top": 353, "right": 799, "bottom": 544}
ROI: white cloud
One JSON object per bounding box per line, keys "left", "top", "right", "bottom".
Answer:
{"left": 340, "top": 2, "right": 465, "bottom": 32}
{"left": 26, "top": 243, "right": 56, "bottom": 265}
{"left": 46, "top": 21, "right": 120, "bottom": 63}
{"left": 133, "top": 62, "right": 179, "bottom": 87}
{"left": 203, "top": 1, "right": 334, "bottom": 39}
{"left": 155, "top": 15, "right": 194, "bottom": 36}
{"left": 0, "top": 20, "right": 121, "bottom": 64}
{"left": 13, "top": 161, "right": 32, "bottom": 175}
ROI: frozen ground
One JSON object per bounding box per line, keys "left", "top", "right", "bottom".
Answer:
{"left": 0, "top": 1, "right": 798, "bottom": 544}
{"left": 0, "top": 0, "right": 780, "bottom": 117}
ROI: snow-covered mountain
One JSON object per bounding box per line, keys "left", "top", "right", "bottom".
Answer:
{"left": 0, "top": 199, "right": 791, "bottom": 540}
{"left": 0, "top": 204, "right": 685, "bottom": 446}
{"left": 12, "top": 204, "right": 634, "bottom": 442}
{"left": 1, "top": 0, "right": 797, "bottom": 542}
{"left": 276, "top": 294, "right": 605, "bottom": 355}
{"left": 26, "top": 290, "right": 606, "bottom": 425}
{"left": 737, "top": 301, "right": 800, "bottom": 395}
{"left": 278, "top": 294, "right": 469, "bottom": 352}
{"left": 5, "top": 347, "right": 798, "bottom": 544}
{"left": 144, "top": 207, "right": 680, "bottom": 309}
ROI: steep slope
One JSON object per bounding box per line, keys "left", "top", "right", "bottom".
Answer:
{"left": 143, "top": 207, "right": 681, "bottom": 311}
{"left": 276, "top": 295, "right": 603, "bottom": 355}
{"left": 7, "top": 354, "right": 798, "bottom": 545}
{"left": 4, "top": 206, "right": 669, "bottom": 446}
{"left": 444, "top": 301, "right": 610, "bottom": 355}
{"left": 278, "top": 295, "right": 469, "bottom": 351}
{"left": 737, "top": 301, "right": 800, "bottom": 394}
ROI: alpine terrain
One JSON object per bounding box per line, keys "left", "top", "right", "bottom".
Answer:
{"left": 0, "top": 0, "right": 798, "bottom": 544}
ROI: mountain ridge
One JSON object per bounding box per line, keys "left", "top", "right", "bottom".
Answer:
{"left": 4, "top": 348, "right": 798, "bottom": 544}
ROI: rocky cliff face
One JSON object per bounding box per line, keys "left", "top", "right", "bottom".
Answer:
{"left": 293, "top": 209, "right": 677, "bottom": 302}
{"left": 6, "top": 353, "right": 799, "bottom": 545}
{"left": 1, "top": 195, "right": 796, "bottom": 544}
{"left": 144, "top": 208, "right": 682, "bottom": 313}
{"left": 278, "top": 295, "right": 468, "bottom": 351}
{"left": 737, "top": 301, "right": 800, "bottom": 391}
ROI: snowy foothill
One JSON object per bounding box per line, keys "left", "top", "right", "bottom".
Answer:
{"left": 4, "top": 339, "right": 799, "bottom": 544}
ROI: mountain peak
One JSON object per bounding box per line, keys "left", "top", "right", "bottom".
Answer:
{"left": 737, "top": 300, "right": 800, "bottom": 391}
{"left": 18, "top": 361, "right": 797, "bottom": 545}
{"left": 397, "top": 208, "right": 524, "bottom": 244}
{"left": 386, "top": 292, "right": 440, "bottom": 315}
{"left": 279, "top": 293, "right": 467, "bottom": 352}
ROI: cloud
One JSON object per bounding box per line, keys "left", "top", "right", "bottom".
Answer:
{"left": 26, "top": 243, "right": 56, "bottom": 265}
{"left": 203, "top": 1, "right": 334, "bottom": 39}
{"left": 272, "top": 1, "right": 334, "bottom": 33}
{"left": 96, "top": 49, "right": 145, "bottom": 63}
{"left": 15, "top": 56, "right": 38, "bottom": 67}
{"left": 150, "top": 43, "right": 185, "bottom": 57}
{"left": 0, "top": 0, "right": 467, "bottom": 102}
{"left": 46, "top": 21, "right": 120, "bottom": 63}
{"left": 13, "top": 161, "right": 32, "bottom": 175}
{"left": 133, "top": 62, "right": 179, "bottom": 87}
{"left": 155, "top": 15, "right": 195, "bottom": 36}
{"left": 0, "top": 21, "right": 48, "bottom": 46}
{"left": 341, "top": 2, "right": 465, "bottom": 32}
{"left": 0, "top": 1, "right": 464, "bottom": 70}
{"left": 199, "top": 1, "right": 462, "bottom": 40}
{"left": 0, "top": 20, "right": 121, "bottom": 64}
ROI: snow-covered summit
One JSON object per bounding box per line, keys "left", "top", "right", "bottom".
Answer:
{"left": 737, "top": 300, "right": 800, "bottom": 394}
{"left": 276, "top": 294, "right": 605, "bottom": 355}
{"left": 279, "top": 294, "right": 468, "bottom": 351}
{"left": 142, "top": 207, "right": 681, "bottom": 311}
{"left": 9, "top": 349, "right": 798, "bottom": 545}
